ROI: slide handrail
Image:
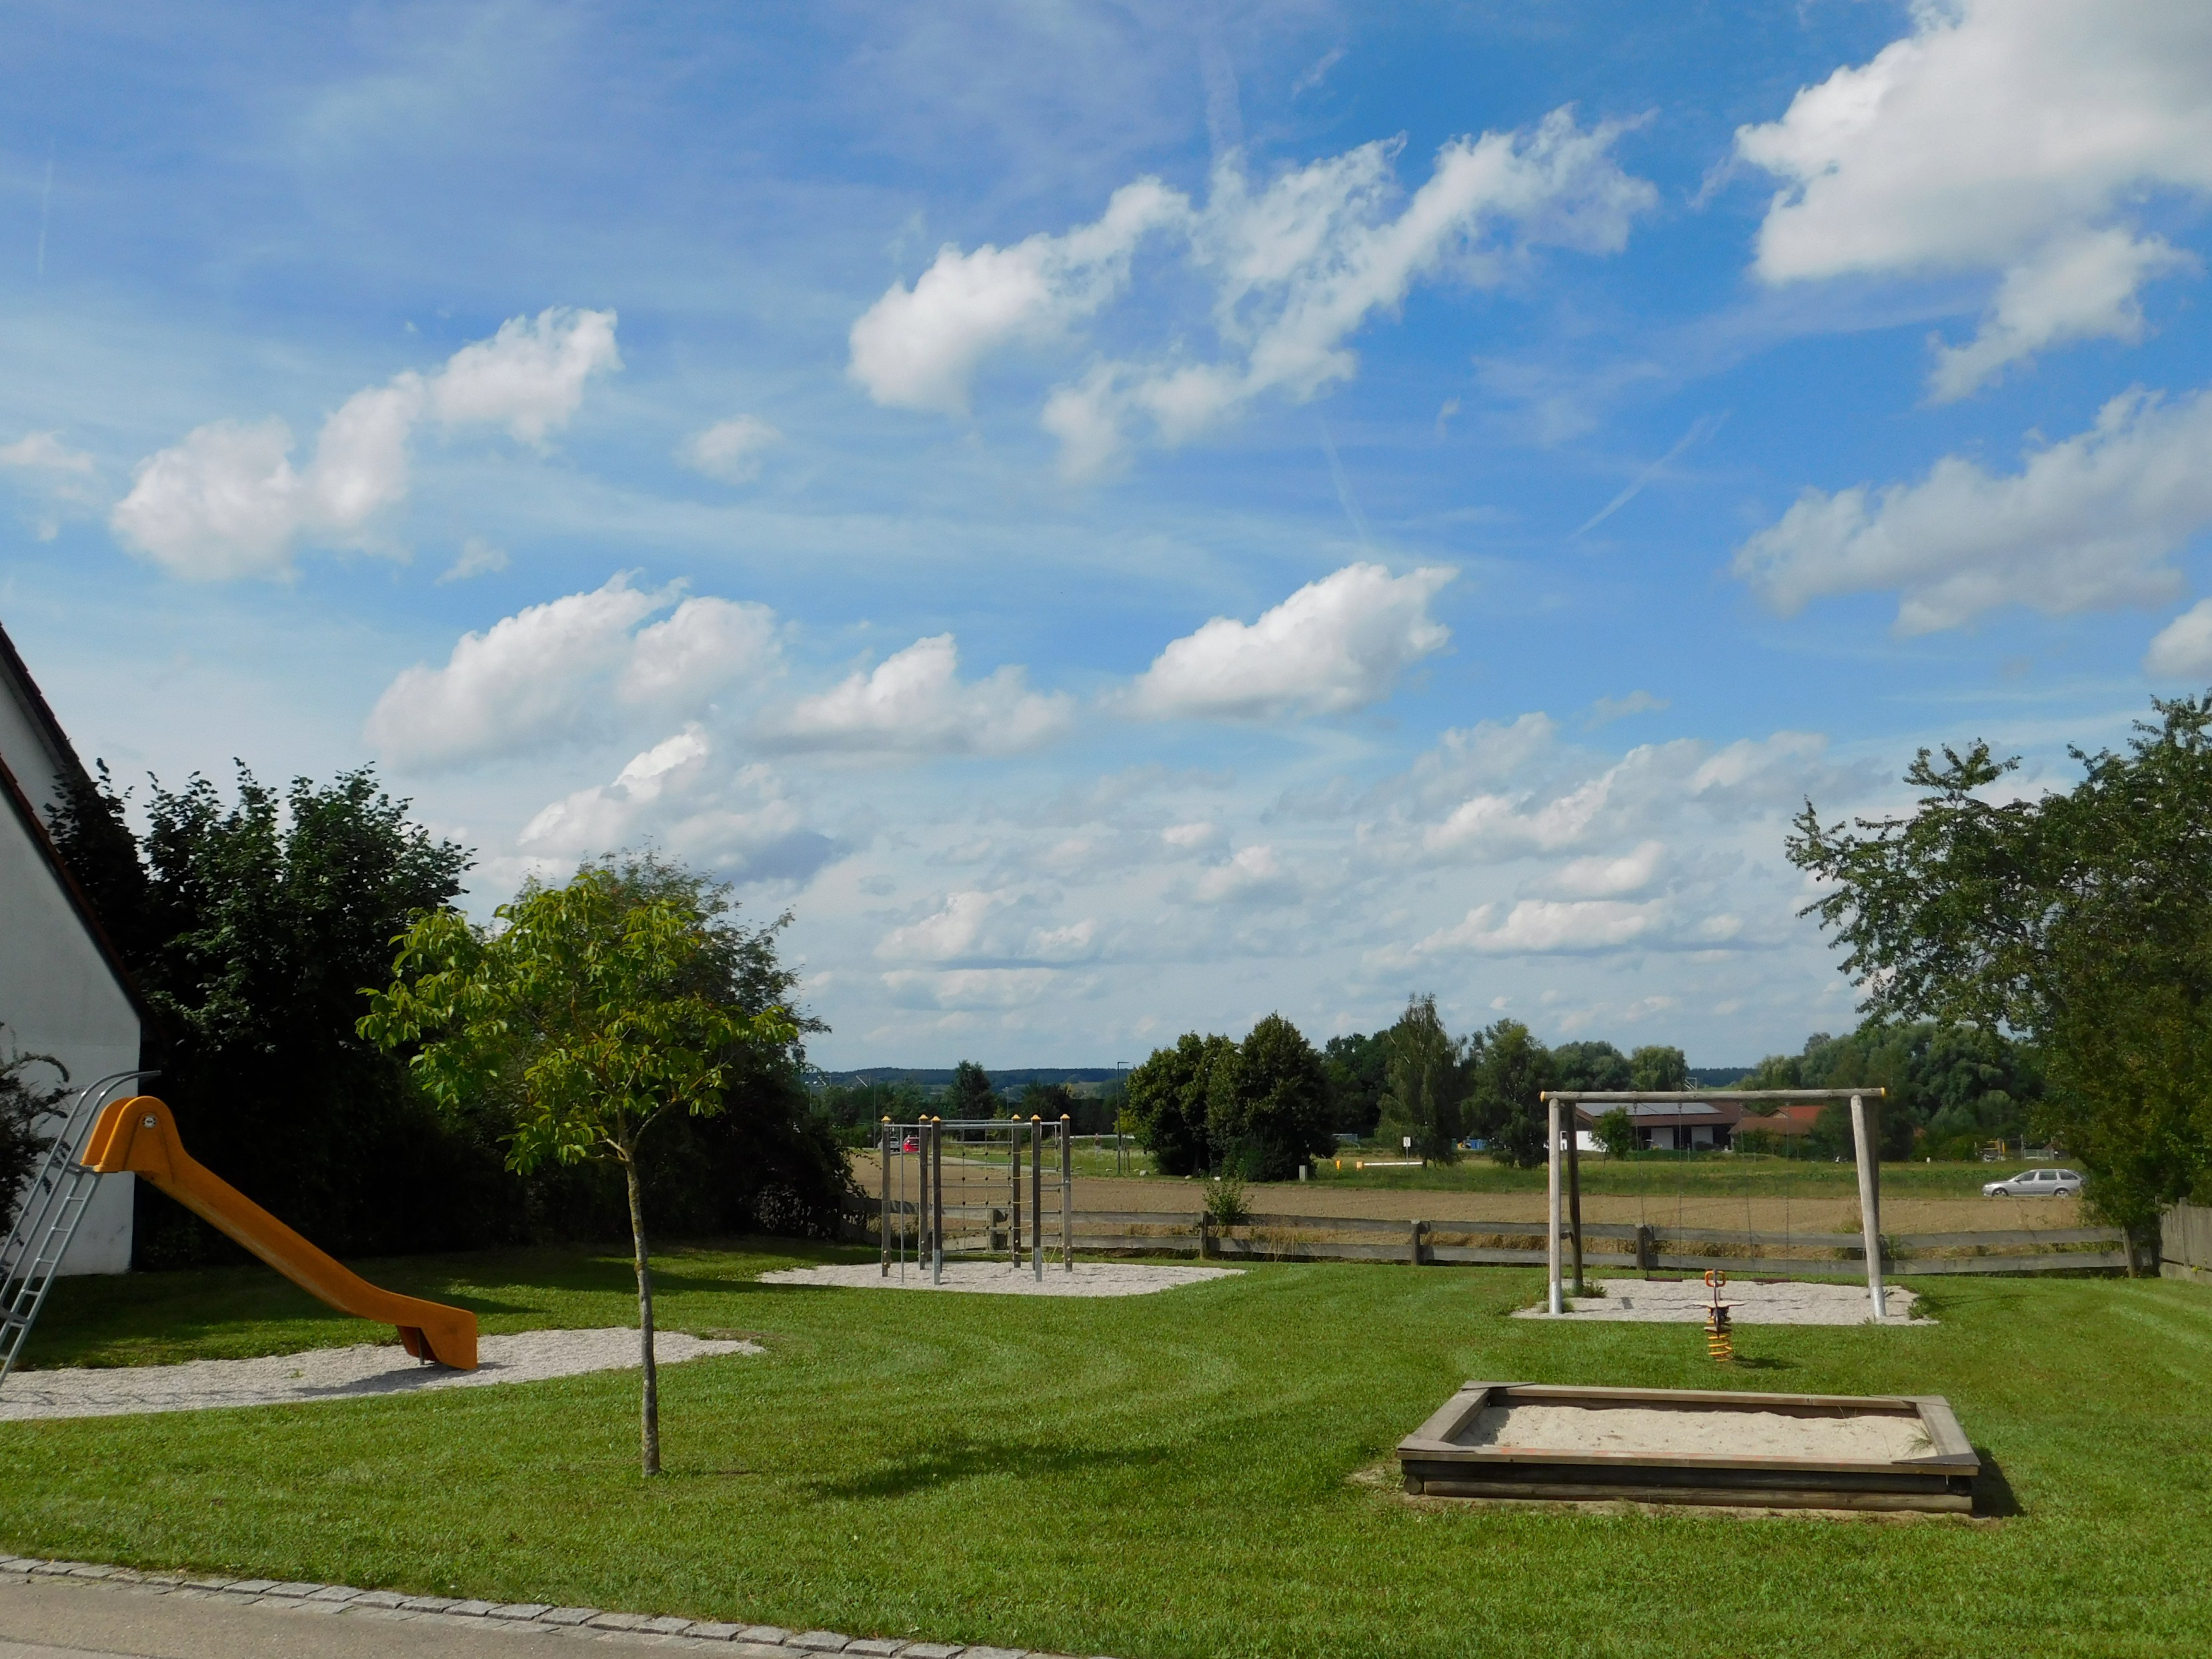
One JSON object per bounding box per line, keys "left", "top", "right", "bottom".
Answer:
{"left": 82, "top": 1096, "right": 477, "bottom": 1369}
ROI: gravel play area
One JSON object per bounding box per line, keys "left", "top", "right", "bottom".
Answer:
{"left": 1458, "top": 1402, "right": 1934, "bottom": 1462}
{"left": 1514, "top": 1277, "right": 1927, "bottom": 1324}
{"left": 0, "top": 1329, "right": 758, "bottom": 1422}
{"left": 758, "top": 1260, "right": 1242, "bottom": 1297}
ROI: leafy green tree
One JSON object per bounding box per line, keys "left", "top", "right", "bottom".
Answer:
{"left": 1207, "top": 1014, "right": 1333, "bottom": 1180}
{"left": 1, "top": 1045, "right": 65, "bottom": 1238}
{"left": 947, "top": 1060, "right": 996, "bottom": 1119}
{"left": 1376, "top": 995, "right": 1465, "bottom": 1161}
{"left": 1123, "top": 1035, "right": 1232, "bottom": 1176}
{"left": 1551, "top": 1040, "right": 1631, "bottom": 1093}
{"left": 1592, "top": 1106, "right": 1638, "bottom": 1159}
{"left": 45, "top": 764, "right": 481, "bottom": 1264}
{"left": 1322, "top": 1030, "right": 1388, "bottom": 1137}
{"left": 1020, "top": 1080, "right": 1075, "bottom": 1124}
{"left": 1628, "top": 1046, "right": 1688, "bottom": 1092}
{"left": 1466, "top": 1020, "right": 1555, "bottom": 1168}
{"left": 361, "top": 862, "right": 796, "bottom": 1476}
{"left": 1791, "top": 696, "right": 2212, "bottom": 1235}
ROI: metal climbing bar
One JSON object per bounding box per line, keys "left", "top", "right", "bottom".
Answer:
{"left": 874, "top": 1116, "right": 1075, "bottom": 1280}
{"left": 0, "top": 1070, "right": 157, "bottom": 1386}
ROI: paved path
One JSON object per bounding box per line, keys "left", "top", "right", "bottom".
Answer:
{"left": 0, "top": 1560, "right": 1086, "bottom": 1659}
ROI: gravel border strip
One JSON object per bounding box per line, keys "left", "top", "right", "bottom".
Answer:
{"left": 0, "top": 1553, "right": 1107, "bottom": 1658}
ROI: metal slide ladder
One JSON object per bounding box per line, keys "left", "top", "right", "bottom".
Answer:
{"left": 0, "top": 1070, "right": 154, "bottom": 1386}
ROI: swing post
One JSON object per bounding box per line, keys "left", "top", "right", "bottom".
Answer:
{"left": 1850, "top": 1092, "right": 1885, "bottom": 1320}
{"left": 1566, "top": 1116, "right": 1586, "bottom": 1298}
{"left": 1546, "top": 1096, "right": 1564, "bottom": 1315}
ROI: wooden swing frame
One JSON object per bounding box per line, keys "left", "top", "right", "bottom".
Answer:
{"left": 1535, "top": 1088, "right": 1891, "bottom": 1321}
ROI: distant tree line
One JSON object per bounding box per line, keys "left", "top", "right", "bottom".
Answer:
{"left": 810, "top": 1060, "right": 1124, "bottom": 1141}
{"left": 1124, "top": 994, "right": 2046, "bottom": 1181}
{"left": 43, "top": 764, "right": 852, "bottom": 1268}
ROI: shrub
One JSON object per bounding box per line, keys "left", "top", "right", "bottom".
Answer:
{"left": 1202, "top": 1172, "right": 1250, "bottom": 1228}
{"left": 1, "top": 1046, "right": 65, "bottom": 1239}
{"left": 1593, "top": 1106, "right": 1638, "bottom": 1158}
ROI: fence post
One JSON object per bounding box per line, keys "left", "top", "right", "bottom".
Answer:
{"left": 1635, "top": 1224, "right": 1656, "bottom": 1274}
{"left": 1410, "top": 1218, "right": 1425, "bottom": 1266}
{"left": 1198, "top": 1213, "right": 1210, "bottom": 1260}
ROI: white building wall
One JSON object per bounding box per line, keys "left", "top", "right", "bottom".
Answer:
{"left": 1, "top": 795, "right": 137, "bottom": 1274}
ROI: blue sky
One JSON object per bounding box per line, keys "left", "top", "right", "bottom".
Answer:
{"left": 6, "top": 1, "right": 2212, "bottom": 1068}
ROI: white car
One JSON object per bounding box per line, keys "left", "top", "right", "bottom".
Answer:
{"left": 1983, "top": 1167, "right": 2083, "bottom": 1198}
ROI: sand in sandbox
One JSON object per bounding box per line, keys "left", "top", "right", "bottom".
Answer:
{"left": 1459, "top": 1403, "right": 1933, "bottom": 1463}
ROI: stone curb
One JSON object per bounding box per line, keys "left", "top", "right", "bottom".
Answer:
{"left": 0, "top": 1554, "right": 1115, "bottom": 1658}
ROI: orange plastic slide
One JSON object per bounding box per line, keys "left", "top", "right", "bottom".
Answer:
{"left": 82, "top": 1096, "right": 477, "bottom": 1369}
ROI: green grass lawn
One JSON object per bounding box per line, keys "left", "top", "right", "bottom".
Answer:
{"left": 4, "top": 1242, "right": 2207, "bottom": 1658}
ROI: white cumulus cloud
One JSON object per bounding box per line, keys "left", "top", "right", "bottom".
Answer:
{"left": 776, "top": 634, "right": 1072, "bottom": 755}
{"left": 849, "top": 180, "right": 1188, "bottom": 414}
{"left": 1127, "top": 563, "right": 1452, "bottom": 721}
{"left": 1550, "top": 840, "right": 1668, "bottom": 899}
{"left": 427, "top": 307, "right": 622, "bottom": 443}
{"left": 854, "top": 110, "right": 1652, "bottom": 469}
{"left": 1416, "top": 897, "right": 1663, "bottom": 956}
{"left": 2145, "top": 599, "right": 2212, "bottom": 680}
{"left": 517, "top": 727, "right": 832, "bottom": 885}
{"left": 680, "top": 415, "right": 782, "bottom": 482}
{"left": 1733, "top": 386, "right": 2212, "bottom": 633}
{"left": 365, "top": 575, "right": 669, "bottom": 766}
{"left": 111, "top": 308, "right": 618, "bottom": 580}
{"left": 365, "top": 577, "right": 776, "bottom": 769}
{"left": 1736, "top": 0, "right": 2212, "bottom": 397}
{"left": 620, "top": 595, "right": 781, "bottom": 705}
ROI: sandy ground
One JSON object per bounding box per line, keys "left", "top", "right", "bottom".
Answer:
{"left": 850, "top": 1155, "right": 2079, "bottom": 1237}
{"left": 0, "top": 1330, "right": 758, "bottom": 1422}
{"left": 1515, "top": 1277, "right": 1924, "bottom": 1325}
{"left": 1460, "top": 1402, "right": 1933, "bottom": 1462}
{"left": 758, "top": 1260, "right": 1240, "bottom": 1297}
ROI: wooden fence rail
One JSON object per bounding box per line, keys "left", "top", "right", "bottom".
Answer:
{"left": 849, "top": 1208, "right": 2134, "bottom": 1276}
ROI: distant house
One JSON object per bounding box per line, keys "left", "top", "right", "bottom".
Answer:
{"left": 1, "top": 619, "right": 145, "bottom": 1273}
{"left": 1578, "top": 1101, "right": 1743, "bottom": 1152}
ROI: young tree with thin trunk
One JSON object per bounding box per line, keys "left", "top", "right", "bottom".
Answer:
{"left": 361, "top": 863, "right": 794, "bottom": 1475}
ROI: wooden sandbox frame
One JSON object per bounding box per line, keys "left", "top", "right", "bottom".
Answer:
{"left": 1396, "top": 1382, "right": 1981, "bottom": 1513}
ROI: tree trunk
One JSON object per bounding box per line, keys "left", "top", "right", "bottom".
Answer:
{"left": 624, "top": 1154, "right": 661, "bottom": 1476}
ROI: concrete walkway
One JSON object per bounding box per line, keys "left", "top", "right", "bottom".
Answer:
{"left": 0, "top": 1559, "right": 1086, "bottom": 1659}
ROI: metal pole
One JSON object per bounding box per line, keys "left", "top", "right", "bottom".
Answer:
{"left": 880, "top": 1118, "right": 892, "bottom": 1277}
{"left": 1009, "top": 1119, "right": 1021, "bottom": 1265}
{"left": 1849, "top": 1092, "right": 1884, "bottom": 1320}
{"left": 1546, "top": 1096, "right": 1563, "bottom": 1315}
{"left": 1566, "top": 1114, "right": 1586, "bottom": 1297}
{"left": 1030, "top": 1115, "right": 1044, "bottom": 1282}
{"left": 1061, "top": 1115, "right": 1073, "bottom": 1270}
{"left": 930, "top": 1118, "right": 944, "bottom": 1284}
